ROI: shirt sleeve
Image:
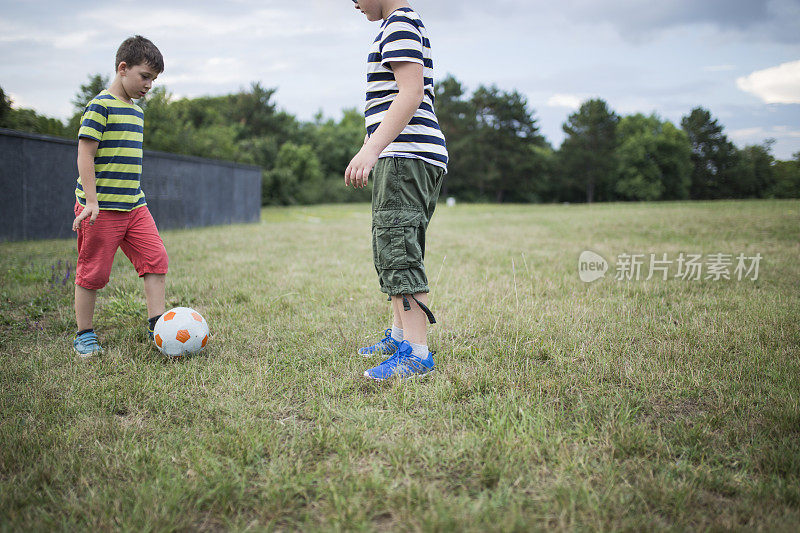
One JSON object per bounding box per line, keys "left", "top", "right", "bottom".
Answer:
{"left": 380, "top": 18, "right": 424, "bottom": 68}
{"left": 78, "top": 99, "right": 108, "bottom": 142}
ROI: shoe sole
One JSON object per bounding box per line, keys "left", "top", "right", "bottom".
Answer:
{"left": 74, "top": 347, "right": 102, "bottom": 359}
{"left": 362, "top": 368, "right": 434, "bottom": 381}
{"left": 357, "top": 349, "right": 396, "bottom": 358}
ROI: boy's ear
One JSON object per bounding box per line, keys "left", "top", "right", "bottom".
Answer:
{"left": 117, "top": 61, "right": 128, "bottom": 75}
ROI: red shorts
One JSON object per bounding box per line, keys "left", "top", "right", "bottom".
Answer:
{"left": 75, "top": 201, "right": 169, "bottom": 290}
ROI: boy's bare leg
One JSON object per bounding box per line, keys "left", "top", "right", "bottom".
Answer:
{"left": 143, "top": 273, "right": 166, "bottom": 318}
{"left": 75, "top": 285, "right": 97, "bottom": 331}
{"left": 392, "top": 292, "right": 428, "bottom": 346}
{"left": 391, "top": 295, "right": 404, "bottom": 331}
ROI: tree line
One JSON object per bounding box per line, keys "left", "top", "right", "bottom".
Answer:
{"left": 2, "top": 75, "right": 798, "bottom": 204}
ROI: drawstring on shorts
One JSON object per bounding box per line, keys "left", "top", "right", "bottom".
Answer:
{"left": 392, "top": 294, "right": 436, "bottom": 324}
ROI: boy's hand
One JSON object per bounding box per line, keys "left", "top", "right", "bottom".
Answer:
{"left": 72, "top": 202, "right": 99, "bottom": 232}
{"left": 345, "top": 145, "right": 380, "bottom": 188}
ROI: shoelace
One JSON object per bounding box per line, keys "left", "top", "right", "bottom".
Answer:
{"left": 378, "top": 349, "right": 403, "bottom": 367}
{"left": 379, "top": 329, "right": 394, "bottom": 343}
{"left": 368, "top": 329, "right": 395, "bottom": 353}
{"left": 376, "top": 338, "right": 395, "bottom": 352}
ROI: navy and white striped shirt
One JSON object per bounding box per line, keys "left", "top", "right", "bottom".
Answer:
{"left": 365, "top": 7, "right": 448, "bottom": 170}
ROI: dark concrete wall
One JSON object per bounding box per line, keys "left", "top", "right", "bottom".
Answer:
{"left": 0, "top": 128, "right": 262, "bottom": 242}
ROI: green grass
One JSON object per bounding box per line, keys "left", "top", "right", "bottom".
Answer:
{"left": 1, "top": 200, "right": 799, "bottom": 531}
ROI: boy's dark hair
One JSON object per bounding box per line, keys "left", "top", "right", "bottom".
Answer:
{"left": 115, "top": 35, "right": 164, "bottom": 73}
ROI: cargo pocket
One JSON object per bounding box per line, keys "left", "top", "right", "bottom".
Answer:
{"left": 372, "top": 210, "right": 424, "bottom": 270}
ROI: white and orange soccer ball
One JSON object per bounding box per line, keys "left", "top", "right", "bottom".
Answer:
{"left": 153, "top": 307, "right": 209, "bottom": 357}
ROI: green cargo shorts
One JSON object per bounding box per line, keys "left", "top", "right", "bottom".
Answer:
{"left": 371, "top": 157, "right": 445, "bottom": 296}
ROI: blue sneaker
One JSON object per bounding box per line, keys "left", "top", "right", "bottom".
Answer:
{"left": 364, "top": 340, "right": 435, "bottom": 380}
{"left": 358, "top": 328, "right": 400, "bottom": 357}
{"left": 74, "top": 330, "right": 103, "bottom": 358}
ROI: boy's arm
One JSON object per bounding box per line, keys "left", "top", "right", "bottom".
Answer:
{"left": 345, "top": 61, "right": 424, "bottom": 188}
{"left": 72, "top": 138, "right": 100, "bottom": 231}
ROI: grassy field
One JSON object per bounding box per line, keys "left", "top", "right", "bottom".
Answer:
{"left": 1, "top": 200, "right": 799, "bottom": 531}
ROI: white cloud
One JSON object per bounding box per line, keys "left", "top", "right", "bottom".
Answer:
{"left": 730, "top": 126, "right": 766, "bottom": 139}
{"left": 81, "top": 7, "right": 340, "bottom": 40}
{"left": 736, "top": 60, "right": 800, "bottom": 104}
{"left": 3, "top": 1, "right": 800, "bottom": 159}
{"left": 772, "top": 125, "right": 800, "bottom": 138}
{"left": 159, "top": 57, "right": 249, "bottom": 87}
{"left": 729, "top": 125, "right": 800, "bottom": 151}
{"left": 6, "top": 91, "right": 27, "bottom": 108}
{"left": 160, "top": 58, "right": 299, "bottom": 95}
{"left": 0, "top": 18, "right": 97, "bottom": 50}
{"left": 547, "top": 93, "right": 584, "bottom": 109}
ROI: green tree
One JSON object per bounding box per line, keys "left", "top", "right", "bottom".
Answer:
{"left": 67, "top": 74, "right": 110, "bottom": 136}
{"left": 72, "top": 74, "right": 110, "bottom": 113}
{"left": 0, "top": 86, "right": 12, "bottom": 128}
{"left": 0, "top": 84, "right": 67, "bottom": 136}
{"left": 730, "top": 140, "right": 776, "bottom": 198}
{"left": 138, "top": 83, "right": 302, "bottom": 168}
{"left": 4, "top": 108, "right": 67, "bottom": 136}
{"left": 299, "top": 108, "right": 371, "bottom": 204}
{"left": 433, "top": 75, "right": 478, "bottom": 199}
{"left": 140, "top": 88, "right": 242, "bottom": 161}
{"left": 137, "top": 87, "right": 189, "bottom": 153}
{"left": 470, "top": 84, "right": 548, "bottom": 202}
{"left": 680, "top": 107, "right": 739, "bottom": 199}
{"left": 558, "top": 99, "right": 619, "bottom": 203}
{"left": 262, "top": 143, "right": 325, "bottom": 205}
{"left": 230, "top": 83, "right": 298, "bottom": 142}
{"left": 237, "top": 135, "right": 282, "bottom": 172}
{"left": 527, "top": 144, "right": 558, "bottom": 202}
{"left": 304, "top": 108, "right": 365, "bottom": 178}
{"left": 614, "top": 114, "right": 692, "bottom": 201}
{"left": 769, "top": 152, "right": 800, "bottom": 198}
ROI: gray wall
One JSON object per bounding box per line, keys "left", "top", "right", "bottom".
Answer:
{"left": 0, "top": 128, "right": 262, "bottom": 242}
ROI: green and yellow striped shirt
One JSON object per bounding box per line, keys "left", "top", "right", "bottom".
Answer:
{"left": 76, "top": 90, "right": 146, "bottom": 211}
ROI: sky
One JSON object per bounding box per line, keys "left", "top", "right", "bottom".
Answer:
{"left": 1, "top": 0, "right": 799, "bottom": 158}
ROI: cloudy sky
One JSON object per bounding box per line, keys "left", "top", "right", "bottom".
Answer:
{"left": 2, "top": 0, "right": 799, "bottom": 158}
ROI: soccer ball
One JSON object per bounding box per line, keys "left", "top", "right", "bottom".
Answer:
{"left": 153, "top": 307, "right": 209, "bottom": 357}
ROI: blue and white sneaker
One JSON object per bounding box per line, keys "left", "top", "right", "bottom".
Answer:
{"left": 74, "top": 330, "right": 103, "bottom": 358}
{"left": 364, "top": 340, "right": 435, "bottom": 381}
{"left": 357, "top": 328, "right": 400, "bottom": 357}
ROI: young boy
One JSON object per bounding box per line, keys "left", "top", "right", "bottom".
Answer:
{"left": 345, "top": 0, "right": 448, "bottom": 379}
{"left": 71, "top": 35, "right": 168, "bottom": 357}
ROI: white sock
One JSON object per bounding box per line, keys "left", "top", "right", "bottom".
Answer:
{"left": 391, "top": 325, "right": 403, "bottom": 342}
{"left": 408, "top": 341, "right": 429, "bottom": 359}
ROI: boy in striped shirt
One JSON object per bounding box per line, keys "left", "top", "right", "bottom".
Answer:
{"left": 346, "top": 1, "right": 448, "bottom": 380}
{"left": 71, "top": 36, "right": 169, "bottom": 357}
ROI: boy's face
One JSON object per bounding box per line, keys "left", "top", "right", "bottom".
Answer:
{"left": 352, "top": 0, "right": 383, "bottom": 22}
{"left": 118, "top": 62, "right": 159, "bottom": 100}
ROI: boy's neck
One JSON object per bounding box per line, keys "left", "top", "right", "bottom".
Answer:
{"left": 381, "top": 0, "right": 411, "bottom": 19}
{"left": 107, "top": 76, "right": 133, "bottom": 104}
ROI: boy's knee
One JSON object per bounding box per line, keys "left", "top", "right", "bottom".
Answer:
{"left": 75, "top": 270, "right": 111, "bottom": 291}
{"left": 134, "top": 246, "right": 169, "bottom": 277}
